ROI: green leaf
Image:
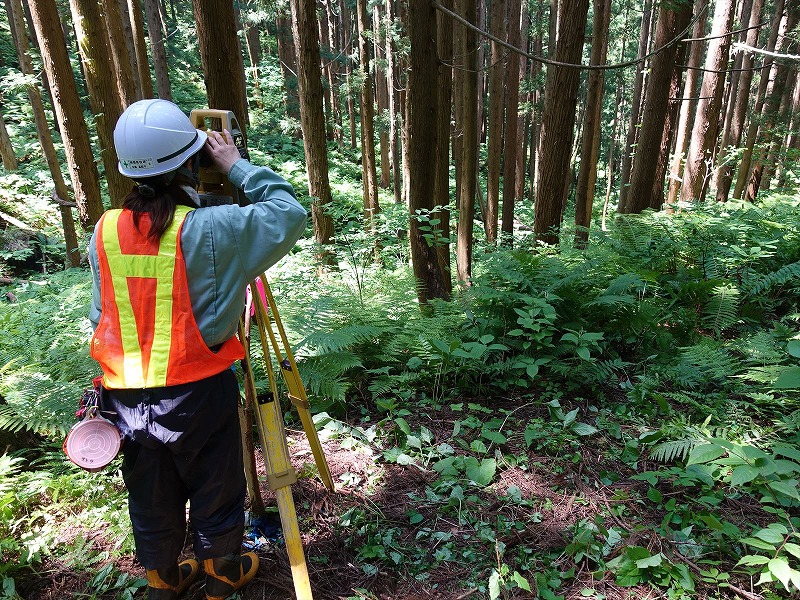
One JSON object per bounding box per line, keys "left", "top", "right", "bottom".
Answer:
{"left": 769, "top": 480, "right": 800, "bottom": 501}
{"left": 775, "top": 367, "right": 800, "bottom": 389}
{"left": 576, "top": 347, "right": 591, "bottom": 360}
{"left": 482, "top": 430, "right": 507, "bottom": 444}
{"left": 736, "top": 555, "right": 770, "bottom": 567}
{"left": 409, "top": 512, "right": 424, "bottom": 524}
{"left": 787, "top": 340, "right": 800, "bottom": 358}
{"left": 563, "top": 408, "right": 579, "bottom": 427}
{"left": 572, "top": 422, "right": 599, "bottom": 436}
{"left": 768, "top": 557, "right": 792, "bottom": 590}
{"left": 470, "top": 439, "right": 488, "bottom": 454}
{"left": 394, "top": 417, "right": 411, "bottom": 435}
{"left": 464, "top": 457, "right": 496, "bottom": 486}
{"left": 741, "top": 537, "right": 778, "bottom": 552}
{"left": 489, "top": 569, "right": 501, "bottom": 600}
{"left": 754, "top": 527, "right": 785, "bottom": 545}
{"left": 686, "top": 443, "right": 726, "bottom": 466}
{"left": 784, "top": 542, "right": 800, "bottom": 560}
{"left": 512, "top": 571, "right": 531, "bottom": 591}
{"left": 731, "top": 464, "right": 760, "bottom": 486}
{"left": 635, "top": 553, "right": 663, "bottom": 569}
{"left": 647, "top": 486, "right": 663, "bottom": 503}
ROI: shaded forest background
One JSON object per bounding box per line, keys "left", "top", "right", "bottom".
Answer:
{"left": 1, "top": 0, "right": 800, "bottom": 599}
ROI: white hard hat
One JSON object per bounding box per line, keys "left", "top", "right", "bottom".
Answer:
{"left": 114, "top": 99, "right": 207, "bottom": 178}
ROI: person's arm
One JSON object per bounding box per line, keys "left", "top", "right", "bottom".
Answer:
{"left": 88, "top": 229, "right": 102, "bottom": 331}
{"left": 180, "top": 130, "right": 307, "bottom": 347}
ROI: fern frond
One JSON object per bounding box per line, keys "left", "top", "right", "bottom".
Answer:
{"left": 746, "top": 259, "right": 800, "bottom": 297}
{"left": 650, "top": 438, "right": 698, "bottom": 463}
{"left": 703, "top": 284, "right": 740, "bottom": 337}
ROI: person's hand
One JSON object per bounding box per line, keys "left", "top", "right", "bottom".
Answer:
{"left": 204, "top": 129, "right": 242, "bottom": 175}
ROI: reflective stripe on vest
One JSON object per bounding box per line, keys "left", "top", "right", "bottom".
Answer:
{"left": 91, "top": 206, "right": 244, "bottom": 388}
{"left": 101, "top": 207, "right": 185, "bottom": 388}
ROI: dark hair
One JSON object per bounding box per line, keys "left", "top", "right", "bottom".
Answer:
{"left": 122, "top": 172, "right": 197, "bottom": 240}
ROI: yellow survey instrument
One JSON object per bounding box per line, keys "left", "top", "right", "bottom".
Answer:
{"left": 190, "top": 108, "right": 332, "bottom": 600}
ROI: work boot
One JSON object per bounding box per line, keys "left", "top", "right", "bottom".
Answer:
{"left": 146, "top": 558, "right": 200, "bottom": 600}
{"left": 203, "top": 551, "right": 259, "bottom": 600}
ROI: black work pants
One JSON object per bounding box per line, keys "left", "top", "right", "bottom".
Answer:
{"left": 103, "top": 368, "right": 245, "bottom": 570}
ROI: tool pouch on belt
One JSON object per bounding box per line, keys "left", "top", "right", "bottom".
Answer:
{"left": 63, "top": 376, "right": 123, "bottom": 472}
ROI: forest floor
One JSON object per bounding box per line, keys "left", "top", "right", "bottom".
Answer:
{"left": 19, "top": 399, "right": 764, "bottom": 600}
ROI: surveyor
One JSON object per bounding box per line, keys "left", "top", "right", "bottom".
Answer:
{"left": 87, "top": 98, "right": 307, "bottom": 600}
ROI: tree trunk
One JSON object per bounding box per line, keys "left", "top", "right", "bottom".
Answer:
{"left": 776, "top": 76, "right": 800, "bottom": 188}
{"left": 102, "top": 0, "right": 138, "bottom": 106}
{"left": 323, "top": 0, "right": 342, "bottom": 145}
{"left": 665, "top": 0, "right": 707, "bottom": 206}
{"left": 533, "top": 0, "right": 589, "bottom": 245}
{"left": 624, "top": 0, "right": 692, "bottom": 214}
{"left": 500, "top": 0, "right": 523, "bottom": 244}
{"left": 514, "top": 7, "right": 530, "bottom": 204}
{"left": 408, "top": 0, "right": 451, "bottom": 305}
{"left": 128, "top": 0, "right": 154, "bottom": 98}
{"left": 290, "top": 0, "right": 336, "bottom": 263}
{"left": 192, "top": 0, "right": 249, "bottom": 127}
{"left": 340, "top": 0, "right": 358, "bottom": 150}
{"left": 434, "top": 0, "right": 454, "bottom": 295}
{"left": 574, "top": 0, "right": 610, "bottom": 245}
{"left": 680, "top": 0, "right": 736, "bottom": 202}
{"left": 745, "top": 6, "right": 799, "bottom": 201}
{"left": 356, "top": 0, "right": 380, "bottom": 230}
{"left": 485, "top": 0, "right": 507, "bottom": 245}
{"left": 455, "top": 0, "right": 478, "bottom": 283}
{"left": 69, "top": 0, "right": 130, "bottom": 207}
{"left": 9, "top": 0, "right": 80, "bottom": 266}
{"left": 617, "top": 0, "right": 653, "bottom": 212}
{"left": 28, "top": 0, "right": 103, "bottom": 229}
{"left": 732, "top": 0, "right": 783, "bottom": 199}
{"left": 386, "top": 0, "right": 402, "bottom": 204}
{"left": 275, "top": 16, "right": 300, "bottom": 123}
{"left": 143, "top": 0, "right": 171, "bottom": 100}
{"left": 0, "top": 109, "right": 18, "bottom": 171}
{"left": 373, "top": 4, "right": 391, "bottom": 188}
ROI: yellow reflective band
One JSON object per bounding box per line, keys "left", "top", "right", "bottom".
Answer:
{"left": 101, "top": 206, "right": 193, "bottom": 388}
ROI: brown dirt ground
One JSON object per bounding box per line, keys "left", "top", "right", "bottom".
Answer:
{"left": 19, "top": 402, "right": 766, "bottom": 600}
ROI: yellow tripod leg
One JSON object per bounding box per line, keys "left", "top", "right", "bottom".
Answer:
{"left": 241, "top": 315, "right": 315, "bottom": 600}
{"left": 252, "top": 276, "right": 335, "bottom": 491}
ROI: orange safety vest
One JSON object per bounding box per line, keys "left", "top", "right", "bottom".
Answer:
{"left": 91, "top": 206, "right": 244, "bottom": 389}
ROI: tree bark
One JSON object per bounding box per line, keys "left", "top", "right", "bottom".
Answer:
{"left": 386, "top": 0, "right": 402, "bottom": 204}
{"left": 680, "top": 0, "right": 736, "bottom": 202}
{"left": 356, "top": 0, "right": 380, "bottom": 228}
{"left": 500, "top": 0, "right": 523, "bottom": 244}
{"left": 434, "top": 0, "right": 454, "bottom": 294}
{"left": 192, "top": 0, "right": 249, "bottom": 127}
{"left": 617, "top": 0, "right": 653, "bottom": 212}
{"left": 102, "top": 0, "right": 138, "bottom": 105}
{"left": 143, "top": 0, "right": 171, "bottom": 100}
{"left": 485, "top": 0, "right": 507, "bottom": 245}
{"left": 0, "top": 109, "right": 18, "bottom": 171}
{"left": 533, "top": 0, "right": 589, "bottom": 245}
{"left": 574, "top": 0, "right": 610, "bottom": 245}
{"left": 275, "top": 16, "right": 300, "bottom": 123}
{"left": 665, "top": 0, "right": 707, "bottom": 206}
{"left": 624, "top": 0, "right": 692, "bottom": 214}
{"left": 290, "top": 0, "right": 336, "bottom": 263}
{"left": 408, "top": 0, "right": 451, "bottom": 305}
{"left": 9, "top": 0, "right": 80, "bottom": 266}
{"left": 128, "top": 0, "right": 154, "bottom": 98}
{"left": 69, "top": 0, "right": 130, "bottom": 208}
{"left": 745, "top": 5, "right": 799, "bottom": 201}
{"left": 28, "top": 0, "right": 103, "bottom": 229}
{"left": 732, "top": 0, "right": 783, "bottom": 199}
{"left": 455, "top": 0, "right": 478, "bottom": 283}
